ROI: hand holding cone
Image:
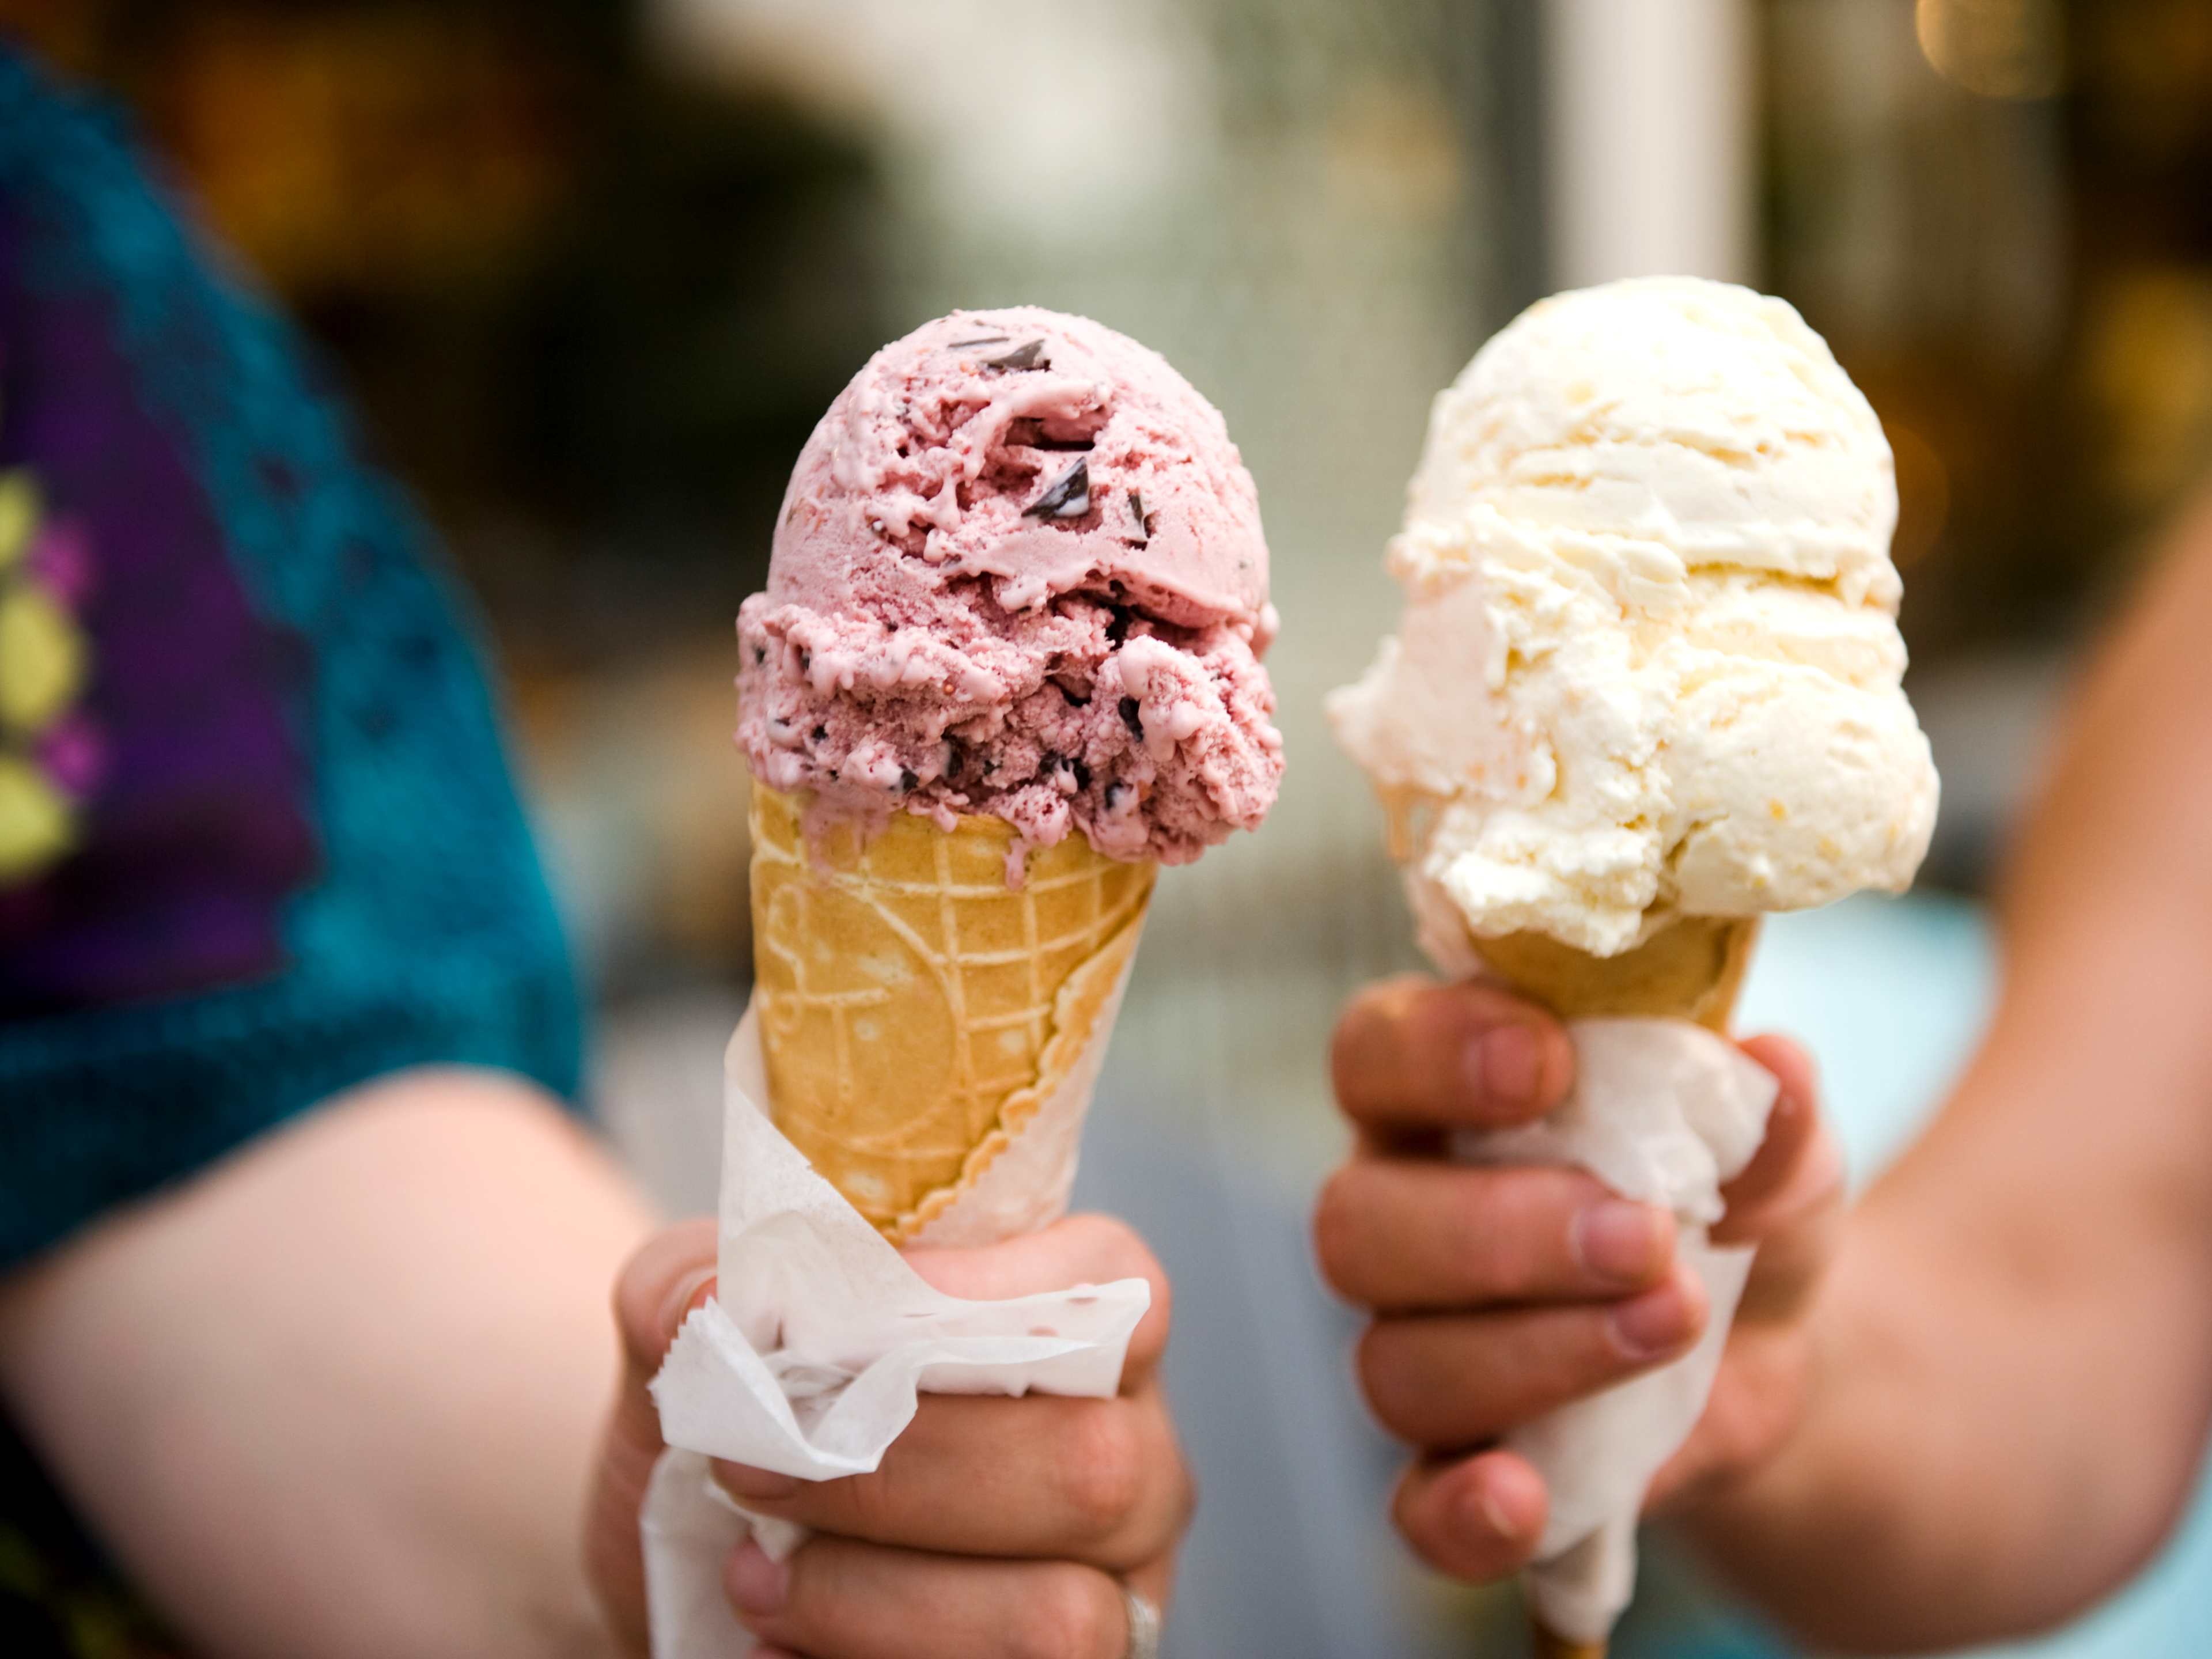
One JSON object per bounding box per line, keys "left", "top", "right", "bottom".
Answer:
{"left": 1471, "top": 915, "right": 1756, "bottom": 1659}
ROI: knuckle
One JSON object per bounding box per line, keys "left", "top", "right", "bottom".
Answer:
{"left": 1059, "top": 1210, "right": 1128, "bottom": 1264}
{"left": 1083, "top": 1225, "right": 1172, "bottom": 1360}
{"left": 1055, "top": 1402, "right": 1146, "bottom": 1537}
{"left": 611, "top": 1247, "right": 661, "bottom": 1357}
{"left": 1173, "top": 1447, "right": 1200, "bottom": 1536}
{"left": 1391, "top": 1462, "right": 1533, "bottom": 1585}
{"left": 1393, "top": 1493, "right": 1465, "bottom": 1580}
{"left": 1310, "top": 1168, "right": 1366, "bottom": 1294}
{"left": 839, "top": 1465, "right": 900, "bottom": 1537}
{"left": 1444, "top": 1179, "right": 1503, "bottom": 1282}
{"left": 773, "top": 1533, "right": 840, "bottom": 1620}
{"left": 1073, "top": 1215, "right": 1170, "bottom": 1317}
{"left": 1354, "top": 1324, "right": 1423, "bottom": 1440}
{"left": 1327, "top": 1014, "right": 1370, "bottom": 1103}
{"left": 1007, "top": 1567, "right": 1117, "bottom": 1659}
{"left": 1136, "top": 1256, "right": 1173, "bottom": 1346}
{"left": 1406, "top": 1506, "right": 1520, "bottom": 1583}
{"left": 1490, "top": 1170, "right": 1597, "bottom": 1293}
{"left": 1331, "top": 978, "right": 1416, "bottom": 1099}
{"left": 1137, "top": 1274, "right": 1173, "bottom": 1357}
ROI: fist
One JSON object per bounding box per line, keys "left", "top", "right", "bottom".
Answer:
{"left": 1316, "top": 975, "right": 1842, "bottom": 1582}
{"left": 586, "top": 1213, "right": 1192, "bottom": 1658}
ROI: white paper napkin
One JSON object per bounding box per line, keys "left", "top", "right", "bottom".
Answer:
{"left": 639, "top": 1004, "right": 1152, "bottom": 1659}
{"left": 1455, "top": 1017, "right": 1780, "bottom": 1645}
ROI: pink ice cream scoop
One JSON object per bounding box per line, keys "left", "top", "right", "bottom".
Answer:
{"left": 737, "top": 307, "right": 1283, "bottom": 867}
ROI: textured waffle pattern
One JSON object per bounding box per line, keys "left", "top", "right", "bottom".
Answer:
{"left": 751, "top": 787, "right": 1154, "bottom": 1237}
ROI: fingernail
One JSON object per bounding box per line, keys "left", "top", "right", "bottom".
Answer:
{"left": 1609, "top": 1281, "right": 1697, "bottom": 1359}
{"left": 1476, "top": 1481, "right": 1521, "bottom": 1543}
{"left": 658, "top": 1266, "right": 717, "bottom": 1341}
{"left": 1573, "top": 1200, "right": 1665, "bottom": 1285}
{"left": 1471, "top": 1024, "right": 1542, "bottom": 1105}
{"left": 715, "top": 1461, "right": 800, "bottom": 1502}
{"left": 727, "top": 1539, "right": 789, "bottom": 1616}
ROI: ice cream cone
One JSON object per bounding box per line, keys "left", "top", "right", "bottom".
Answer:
{"left": 1336, "top": 278, "right": 1936, "bottom": 1654}
{"left": 1531, "top": 1628, "right": 1608, "bottom": 1659}
{"left": 1478, "top": 914, "right": 1757, "bottom": 1659}
{"left": 1472, "top": 914, "right": 1759, "bottom": 1033}
{"left": 748, "top": 785, "right": 1154, "bottom": 1242}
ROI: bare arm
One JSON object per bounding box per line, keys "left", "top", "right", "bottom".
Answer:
{"left": 1684, "top": 497, "right": 2212, "bottom": 1648}
{"left": 0, "top": 1070, "right": 658, "bottom": 1659}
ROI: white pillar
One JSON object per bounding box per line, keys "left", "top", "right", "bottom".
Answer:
{"left": 1543, "top": 0, "right": 1757, "bottom": 289}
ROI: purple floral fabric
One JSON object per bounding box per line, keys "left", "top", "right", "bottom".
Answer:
{"left": 0, "top": 197, "right": 317, "bottom": 1012}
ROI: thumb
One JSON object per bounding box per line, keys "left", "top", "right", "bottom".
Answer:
{"left": 1716, "top": 1035, "right": 1846, "bottom": 1322}
{"left": 585, "top": 1217, "right": 718, "bottom": 1656}
{"left": 613, "top": 1216, "right": 721, "bottom": 1385}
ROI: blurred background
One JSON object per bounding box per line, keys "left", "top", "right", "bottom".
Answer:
{"left": 10, "top": 0, "right": 2211, "bottom": 1653}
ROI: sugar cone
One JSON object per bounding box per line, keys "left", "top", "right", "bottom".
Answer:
{"left": 1473, "top": 912, "right": 1759, "bottom": 1659}
{"left": 1472, "top": 914, "right": 1758, "bottom": 1033}
{"left": 1531, "top": 1629, "right": 1608, "bottom": 1659}
{"left": 748, "top": 785, "right": 1155, "bottom": 1242}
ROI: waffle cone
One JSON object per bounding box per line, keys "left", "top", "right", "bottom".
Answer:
{"left": 1472, "top": 914, "right": 1759, "bottom": 1033}
{"left": 748, "top": 786, "right": 1154, "bottom": 1242}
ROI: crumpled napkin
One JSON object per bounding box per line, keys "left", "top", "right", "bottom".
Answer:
{"left": 639, "top": 1005, "right": 1152, "bottom": 1659}
{"left": 1455, "top": 1017, "right": 1780, "bottom": 1645}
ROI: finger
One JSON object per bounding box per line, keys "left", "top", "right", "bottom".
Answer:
{"left": 1356, "top": 1264, "right": 1709, "bottom": 1448}
{"left": 605, "top": 1218, "right": 718, "bottom": 1457}
{"left": 1717, "top": 1037, "right": 1846, "bottom": 1320}
{"left": 902, "top": 1211, "right": 1172, "bottom": 1377}
{"left": 1391, "top": 1448, "right": 1548, "bottom": 1582}
{"left": 716, "top": 1382, "right": 1192, "bottom": 1571}
{"left": 1331, "top": 976, "right": 1575, "bottom": 1132}
{"left": 1124, "top": 1551, "right": 1176, "bottom": 1643}
{"left": 611, "top": 1216, "right": 719, "bottom": 1379}
{"left": 1715, "top": 1035, "right": 1823, "bottom": 1233}
{"left": 591, "top": 1218, "right": 718, "bottom": 1655}
{"left": 1315, "top": 1158, "right": 1674, "bottom": 1311}
{"left": 726, "top": 1532, "right": 1155, "bottom": 1659}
